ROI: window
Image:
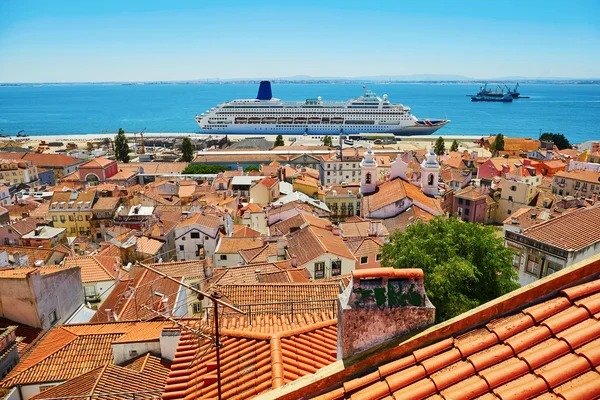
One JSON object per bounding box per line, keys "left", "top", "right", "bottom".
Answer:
{"left": 331, "top": 260, "right": 342, "bottom": 276}
{"left": 511, "top": 185, "right": 517, "bottom": 191}
{"left": 96, "top": 233, "right": 102, "bottom": 239}
{"left": 544, "top": 261, "right": 562, "bottom": 277}
{"left": 526, "top": 254, "right": 541, "bottom": 276}
{"left": 49, "top": 310, "right": 58, "bottom": 325}
{"left": 465, "top": 208, "right": 470, "bottom": 216}
{"left": 84, "top": 285, "right": 97, "bottom": 298}
{"left": 220, "top": 255, "right": 227, "bottom": 260}
{"left": 360, "top": 256, "right": 368, "bottom": 264}
{"left": 193, "top": 303, "right": 202, "bottom": 313}
{"left": 179, "top": 245, "right": 184, "bottom": 251}
{"left": 511, "top": 251, "right": 522, "bottom": 269}
{"left": 77, "top": 215, "right": 83, "bottom": 221}
{"left": 507, "top": 210, "right": 512, "bottom": 215}
{"left": 365, "top": 173, "right": 371, "bottom": 184}
{"left": 465, "top": 200, "right": 471, "bottom": 206}
{"left": 314, "top": 262, "right": 325, "bottom": 279}
{"left": 376, "top": 254, "right": 382, "bottom": 261}
{"left": 428, "top": 174, "right": 434, "bottom": 186}
{"left": 68, "top": 215, "right": 74, "bottom": 221}
{"left": 52, "top": 216, "right": 57, "bottom": 222}
{"left": 458, "top": 198, "right": 463, "bottom": 205}
{"left": 508, "top": 196, "right": 513, "bottom": 201}
{"left": 191, "top": 232, "right": 200, "bottom": 239}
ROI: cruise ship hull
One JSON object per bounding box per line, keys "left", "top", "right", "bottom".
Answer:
{"left": 195, "top": 120, "right": 449, "bottom": 136}
{"left": 196, "top": 81, "right": 449, "bottom": 137}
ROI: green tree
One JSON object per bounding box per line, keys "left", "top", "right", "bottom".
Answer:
{"left": 323, "top": 135, "right": 333, "bottom": 147}
{"left": 114, "top": 128, "right": 130, "bottom": 163}
{"left": 182, "top": 164, "right": 231, "bottom": 174}
{"left": 381, "top": 217, "right": 519, "bottom": 322}
{"left": 539, "top": 133, "right": 571, "bottom": 150}
{"left": 433, "top": 136, "right": 445, "bottom": 155}
{"left": 180, "top": 137, "right": 194, "bottom": 162}
{"left": 274, "top": 134, "right": 284, "bottom": 147}
{"left": 450, "top": 140, "right": 459, "bottom": 152}
{"left": 244, "top": 165, "right": 259, "bottom": 172}
{"left": 491, "top": 133, "right": 505, "bottom": 155}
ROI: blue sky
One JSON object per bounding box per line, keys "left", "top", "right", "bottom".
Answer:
{"left": 1, "top": 0, "right": 599, "bottom": 82}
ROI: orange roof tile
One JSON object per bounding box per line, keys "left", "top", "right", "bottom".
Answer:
{"left": 380, "top": 205, "right": 435, "bottom": 235}
{"left": 285, "top": 257, "right": 600, "bottom": 400}
{"left": 554, "top": 169, "right": 600, "bottom": 185}
{"left": 520, "top": 205, "right": 600, "bottom": 251}
{"left": 339, "top": 220, "right": 389, "bottom": 239}
{"left": 345, "top": 237, "right": 383, "bottom": 258}
{"left": 22, "top": 152, "right": 83, "bottom": 167}
{"left": 80, "top": 157, "right": 115, "bottom": 169}
{"left": 287, "top": 226, "right": 356, "bottom": 265}
{"left": 162, "top": 319, "right": 337, "bottom": 400}
{"left": 216, "top": 236, "right": 263, "bottom": 255}
{"left": 1, "top": 321, "right": 168, "bottom": 387}
{"left": 28, "top": 354, "right": 171, "bottom": 400}
{"left": 270, "top": 213, "right": 332, "bottom": 236}
{"left": 210, "top": 261, "right": 306, "bottom": 285}
{"left": 362, "top": 178, "right": 443, "bottom": 216}
{"left": 176, "top": 212, "right": 221, "bottom": 230}
{"left": 0, "top": 317, "right": 44, "bottom": 356}
{"left": 62, "top": 255, "right": 122, "bottom": 283}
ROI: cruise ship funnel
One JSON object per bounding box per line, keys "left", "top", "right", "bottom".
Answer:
{"left": 256, "top": 81, "right": 273, "bottom": 100}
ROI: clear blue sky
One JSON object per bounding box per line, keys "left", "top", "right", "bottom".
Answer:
{"left": 1, "top": 0, "right": 599, "bottom": 82}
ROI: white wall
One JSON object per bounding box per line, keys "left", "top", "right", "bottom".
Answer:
{"left": 175, "top": 225, "right": 219, "bottom": 261}
{"left": 111, "top": 341, "right": 161, "bottom": 365}
{"left": 302, "top": 253, "right": 355, "bottom": 280}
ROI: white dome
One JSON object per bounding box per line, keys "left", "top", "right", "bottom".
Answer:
{"left": 382, "top": 94, "right": 388, "bottom": 100}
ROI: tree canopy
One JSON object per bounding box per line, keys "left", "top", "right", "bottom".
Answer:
{"left": 274, "top": 134, "right": 284, "bottom": 147}
{"left": 540, "top": 132, "right": 571, "bottom": 150}
{"left": 244, "top": 165, "right": 259, "bottom": 172}
{"left": 491, "top": 133, "right": 505, "bottom": 154}
{"left": 434, "top": 136, "right": 445, "bottom": 156}
{"left": 114, "top": 128, "right": 130, "bottom": 163}
{"left": 450, "top": 139, "right": 459, "bottom": 152}
{"left": 381, "top": 217, "right": 519, "bottom": 322}
{"left": 323, "top": 135, "right": 333, "bottom": 147}
{"left": 180, "top": 137, "right": 194, "bottom": 162}
{"left": 182, "top": 164, "right": 231, "bottom": 174}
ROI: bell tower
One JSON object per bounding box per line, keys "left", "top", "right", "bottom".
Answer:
{"left": 360, "top": 146, "right": 378, "bottom": 194}
{"left": 421, "top": 146, "right": 440, "bottom": 196}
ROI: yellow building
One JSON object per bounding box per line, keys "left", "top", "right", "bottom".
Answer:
{"left": 49, "top": 190, "right": 97, "bottom": 237}
{"left": 293, "top": 175, "right": 324, "bottom": 201}
{"left": 323, "top": 183, "right": 361, "bottom": 218}
{"left": 0, "top": 159, "right": 39, "bottom": 187}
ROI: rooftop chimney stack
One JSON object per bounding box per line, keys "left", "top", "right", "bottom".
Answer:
{"left": 337, "top": 268, "right": 435, "bottom": 359}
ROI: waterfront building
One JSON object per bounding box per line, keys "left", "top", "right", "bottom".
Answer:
{"left": 552, "top": 169, "right": 600, "bottom": 197}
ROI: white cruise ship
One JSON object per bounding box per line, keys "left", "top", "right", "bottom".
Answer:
{"left": 195, "top": 81, "right": 449, "bottom": 136}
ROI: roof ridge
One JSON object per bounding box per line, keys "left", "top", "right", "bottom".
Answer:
{"left": 525, "top": 203, "right": 600, "bottom": 233}
{"left": 89, "top": 363, "right": 109, "bottom": 396}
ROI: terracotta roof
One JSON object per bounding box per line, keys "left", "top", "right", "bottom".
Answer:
{"left": 287, "top": 226, "right": 356, "bottom": 266}
{"left": 107, "top": 169, "right": 138, "bottom": 180}
{"left": 0, "top": 321, "right": 168, "bottom": 387}
{"left": 210, "top": 260, "right": 309, "bottom": 286}
{"left": 97, "top": 243, "right": 122, "bottom": 257}
{"left": 148, "top": 259, "right": 210, "bottom": 281}
{"left": 216, "top": 236, "right": 263, "bottom": 255}
{"left": 455, "top": 184, "right": 490, "bottom": 200}
{"left": 81, "top": 157, "right": 115, "bottom": 168}
{"left": 176, "top": 212, "right": 221, "bottom": 231}
{"left": 119, "top": 162, "right": 188, "bottom": 175}
{"left": 22, "top": 152, "right": 83, "bottom": 167}
{"left": 258, "top": 177, "right": 279, "bottom": 188}
{"left": 133, "top": 235, "right": 164, "bottom": 255}
{"left": 0, "top": 244, "right": 70, "bottom": 266}
{"left": 520, "top": 205, "right": 600, "bottom": 251}
{"left": 503, "top": 207, "right": 549, "bottom": 229}
{"left": 91, "top": 196, "right": 120, "bottom": 211}
{"left": 0, "top": 317, "right": 44, "bottom": 356}
{"left": 339, "top": 220, "right": 389, "bottom": 239}
{"left": 49, "top": 189, "right": 96, "bottom": 205}
{"left": 362, "top": 178, "right": 443, "bottom": 215}
{"left": 345, "top": 237, "right": 383, "bottom": 258}
{"left": 28, "top": 353, "right": 171, "bottom": 400}
{"left": 231, "top": 225, "right": 262, "bottom": 237}
{"left": 381, "top": 205, "right": 436, "bottom": 234}
{"left": 239, "top": 242, "right": 279, "bottom": 264}
{"left": 162, "top": 319, "right": 337, "bottom": 400}
{"left": 62, "top": 255, "right": 122, "bottom": 283}
{"left": 7, "top": 217, "right": 39, "bottom": 236}
{"left": 440, "top": 166, "right": 470, "bottom": 183}
{"left": 212, "top": 282, "right": 340, "bottom": 314}
{"left": 554, "top": 169, "right": 600, "bottom": 185}
{"left": 309, "top": 258, "right": 600, "bottom": 400}
{"left": 270, "top": 213, "right": 332, "bottom": 235}
{"left": 90, "top": 266, "right": 183, "bottom": 323}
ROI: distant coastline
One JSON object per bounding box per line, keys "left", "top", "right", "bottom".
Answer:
{"left": 1, "top": 79, "right": 600, "bottom": 87}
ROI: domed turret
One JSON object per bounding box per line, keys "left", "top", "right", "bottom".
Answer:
{"left": 420, "top": 146, "right": 440, "bottom": 196}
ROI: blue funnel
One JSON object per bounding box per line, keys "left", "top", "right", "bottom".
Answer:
{"left": 256, "top": 81, "right": 272, "bottom": 100}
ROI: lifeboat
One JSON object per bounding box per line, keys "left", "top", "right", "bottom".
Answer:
{"left": 248, "top": 117, "right": 261, "bottom": 124}
{"left": 262, "top": 117, "right": 277, "bottom": 123}
{"left": 279, "top": 117, "right": 293, "bottom": 123}
{"left": 331, "top": 117, "right": 344, "bottom": 124}
{"left": 294, "top": 117, "right": 307, "bottom": 124}
{"left": 235, "top": 117, "right": 247, "bottom": 123}
{"left": 309, "top": 117, "right": 321, "bottom": 123}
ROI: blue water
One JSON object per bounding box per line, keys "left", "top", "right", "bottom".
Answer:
{"left": 0, "top": 83, "right": 599, "bottom": 143}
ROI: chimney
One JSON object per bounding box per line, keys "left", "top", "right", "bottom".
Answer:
{"left": 277, "top": 237, "right": 288, "bottom": 258}
{"left": 368, "top": 220, "right": 382, "bottom": 237}
{"left": 160, "top": 327, "right": 181, "bottom": 362}
{"left": 291, "top": 255, "right": 297, "bottom": 268}
{"left": 502, "top": 164, "right": 510, "bottom": 174}
{"left": 158, "top": 223, "right": 165, "bottom": 236}
{"left": 337, "top": 268, "right": 435, "bottom": 359}
{"left": 105, "top": 309, "right": 113, "bottom": 322}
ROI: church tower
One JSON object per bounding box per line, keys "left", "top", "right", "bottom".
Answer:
{"left": 360, "top": 147, "right": 378, "bottom": 194}
{"left": 420, "top": 146, "right": 440, "bottom": 196}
